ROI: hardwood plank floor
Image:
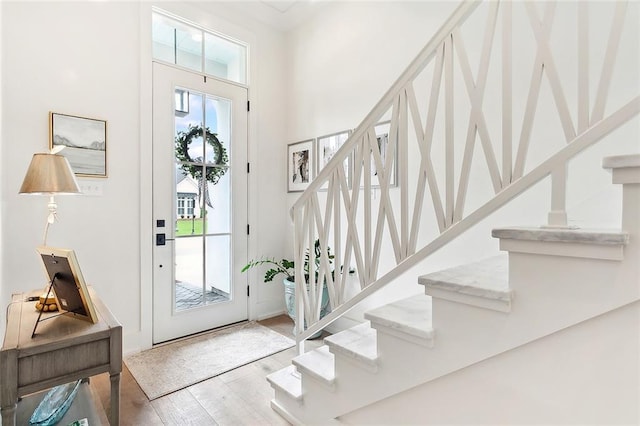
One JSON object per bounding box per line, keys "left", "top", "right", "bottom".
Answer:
{"left": 90, "top": 315, "right": 298, "bottom": 425}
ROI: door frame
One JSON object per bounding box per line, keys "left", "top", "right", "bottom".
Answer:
{"left": 138, "top": 3, "right": 259, "bottom": 351}
{"left": 151, "top": 62, "right": 249, "bottom": 343}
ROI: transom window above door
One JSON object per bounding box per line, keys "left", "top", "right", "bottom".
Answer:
{"left": 152, "top": 10, "right": 248, "bottom": 85}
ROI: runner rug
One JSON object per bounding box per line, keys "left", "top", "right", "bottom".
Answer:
{"left": 124, "top": 322, "right": 295, "bottom": 400}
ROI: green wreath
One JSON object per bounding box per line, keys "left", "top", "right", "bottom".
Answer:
{"left": 175, "top": 124, "right": 228, "bottom": 186}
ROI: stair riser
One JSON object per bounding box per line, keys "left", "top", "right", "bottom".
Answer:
{"left": 372, "top": 325, "right": 434, "bottom": 349}
{"left": 374, "top": 330, "right": 434, "bottom": 361}
{"left": 300, "top": 372, "right": 335, "bottom": 392}
{"left": 425, "top": 286, "right": 511, "bottom": 312}
{"left": 271, "top": 387, "right": 303, "bottom": 407}
{"left": 508, "top": 254, "right": 639, "bottom": 314}
{"left": 499, "top": 239, "right": 625, "bottom": 260}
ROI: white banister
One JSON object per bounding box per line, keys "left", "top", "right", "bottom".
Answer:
{"left": 296, "top": 96, "right": 640, "bottom": 343}
{"left": 577, "top": 1, "right": 589, "bottom": 134}
{"left": 291, "top": 0, "right": 639, "bottom": 349}
{"left": 591, "top": 1, "right": 627, "bottom": 124}
{"left": 501, "top": 0, "right": 512, "bottom": 187}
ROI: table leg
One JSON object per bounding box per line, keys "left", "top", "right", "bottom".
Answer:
{"left": 110, "top": 372, "right": 120, "bottom": 425}
{"left": 1, "top": 403, "right": 17, "bottom": 426}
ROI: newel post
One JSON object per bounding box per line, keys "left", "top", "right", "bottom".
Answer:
{"left": 603, "top": 154, "right": 640, "bottom": 235}
{"left": 546, "top": 164, "right": 571, "bottom": 228}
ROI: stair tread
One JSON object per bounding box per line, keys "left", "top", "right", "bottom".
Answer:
{"left": 365, "top": 294, "right": 433, "bottom": 340}
{"left": 492, "top": 227, "right": 628, "bottom": 245}
{"left": 602, "top": 153, "right": 640, "bottom": 169}
{"left": 292, "top": 345, "right": 335, "bottom": 384}
{"left": 324, "top": 322, "right": 377, "bottom": 366}
{"left": 418, "top": 255, "right": 511, "bottom": 302}
{"left": 266, "top": 365, "right": 302, "bottom": 400}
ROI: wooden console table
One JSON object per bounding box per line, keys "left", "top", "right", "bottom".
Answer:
{"left": 1, "top": 288, "right": 121, "bottom": 425}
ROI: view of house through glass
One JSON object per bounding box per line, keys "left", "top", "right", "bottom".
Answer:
{"left": 174, "top": 88, "right": 232, "bottom": 311}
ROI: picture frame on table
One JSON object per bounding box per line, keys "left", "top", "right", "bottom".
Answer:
{"left": 316, "top": 130, "right": 352, "bottom": 190}
{"left": 36, "top": 246, "right": 98, "bottom": 324}
{"left": 287, "top": 139, "right": 314, "bottom": 192}
{"left": 49, "top": 112, "right": 107, "bottom": 178}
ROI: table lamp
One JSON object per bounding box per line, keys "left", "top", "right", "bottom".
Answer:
{"left": 19, "top": 150, "right": 81, "bottom": 246}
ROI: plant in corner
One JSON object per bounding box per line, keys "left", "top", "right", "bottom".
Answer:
{"left": 242, "top": 240, "right": 334, "bottom": 338}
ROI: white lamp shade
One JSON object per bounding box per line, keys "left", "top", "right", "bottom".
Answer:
{"left": 19, "top": 153, "right": 81, "bottom": 195}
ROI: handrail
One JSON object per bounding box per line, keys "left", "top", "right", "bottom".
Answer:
{"left": 290, "top": 0, "right": 638, "bottom": 347}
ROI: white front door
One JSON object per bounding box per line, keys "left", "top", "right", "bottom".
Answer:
{"left": 152, "top": 62, "right": 248, "bottom": 343}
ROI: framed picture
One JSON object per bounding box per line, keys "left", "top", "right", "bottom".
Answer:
{"left": 49, "top": 112, "right": 107, "bottom": 177}
{"left": 36, "top": 246, "right": 98, "bottom": 324}
{"left": 368, "top": 121, "right": 397, "bottom": 188}
{"left": 288, "top": 139, "right": 314, "bottom": 192}
{"left": 317, "top": 130, "right": 352, "bottom": 190}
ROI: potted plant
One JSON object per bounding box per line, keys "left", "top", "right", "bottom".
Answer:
{"left": 242, "top": 240, "right": 334, "bottom": 338}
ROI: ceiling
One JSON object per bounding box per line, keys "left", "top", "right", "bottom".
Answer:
{"left": 193, "top": 0, "right": 325, "bottom": 32}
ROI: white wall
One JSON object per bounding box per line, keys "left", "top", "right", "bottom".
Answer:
{"left": 284, "top": 1, "right": 640, "bottom": 325}
{"left": 285, "top": 1, "right": 458, "bottom": 140}
{"left": 1, "top": 1, "right": 142, "bottom": 350}
{"left": 0, "top": 1, "right": 289, "bottom": 353}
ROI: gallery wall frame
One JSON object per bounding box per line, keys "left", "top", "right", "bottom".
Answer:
{"left": 49, "top": 112, "right": 107, "bottom": 178}
{"left": 316, "top": 130, "right": 352, "bottom": 190}
{"left": 365, "top": 121, "right": 397, "bottom": 188}
{"left": 287, "top": 139, "right": 314, "bottom": 192}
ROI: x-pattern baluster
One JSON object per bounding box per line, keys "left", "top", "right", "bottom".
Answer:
{"left": 290, "top": 0, "right": 639, "bottom": 345}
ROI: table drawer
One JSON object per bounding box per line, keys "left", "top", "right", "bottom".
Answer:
{"left": 17, "top": 339, "right": 110, "bottom": 387}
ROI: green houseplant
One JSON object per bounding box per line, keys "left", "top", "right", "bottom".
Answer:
{"left": 242, "top": 240, "right": 334, "bottom": 337}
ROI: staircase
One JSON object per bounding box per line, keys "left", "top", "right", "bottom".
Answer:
{"left": 269, "top": 155, "right": 639, "bottom": 424}
{"left": 269, "top": 0, "right": 639, "bottom": 423}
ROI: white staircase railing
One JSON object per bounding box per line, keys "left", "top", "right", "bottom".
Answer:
{"left": 290, "top": 0, "right": 640, "bottom": 346}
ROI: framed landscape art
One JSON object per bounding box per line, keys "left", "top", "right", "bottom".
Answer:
{"left": 50, "top": 112, "right": 107, "bottom": 177}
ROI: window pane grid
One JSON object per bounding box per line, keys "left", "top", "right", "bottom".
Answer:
{"left": 152, "top": 11, "right": 248, "bottom": 85}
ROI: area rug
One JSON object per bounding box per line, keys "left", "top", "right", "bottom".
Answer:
{"left": 124, "top": 322, "right": 294, "bottom": 400}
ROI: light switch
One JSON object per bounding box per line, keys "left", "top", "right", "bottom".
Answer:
{"left": 78, "top": 180, "right": 104, "bottom": 196}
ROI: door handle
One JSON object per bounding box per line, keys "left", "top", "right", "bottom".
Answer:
{"left": 155, "top": 234, "right": 175, "bottom": 246}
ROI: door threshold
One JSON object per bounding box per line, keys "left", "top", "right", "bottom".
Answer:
{"left": 153, "top": 319, "right": 249, "bottom": 347}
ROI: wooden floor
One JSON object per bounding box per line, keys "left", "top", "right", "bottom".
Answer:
{"left": 90, "top": 315, "right": 305, "bottom": 425}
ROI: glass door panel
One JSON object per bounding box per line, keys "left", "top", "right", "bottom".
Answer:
{"left": 205, "top": 235, "right": 232, "bottom": 298}
{"left": 173, "top": 89, "right": 233, "bottom": 311}
{"left": 174, "top": 237, "right": 204, "bottom": 311}
{"left": 204, "top": 173, "right": 231, "bottom": 235}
